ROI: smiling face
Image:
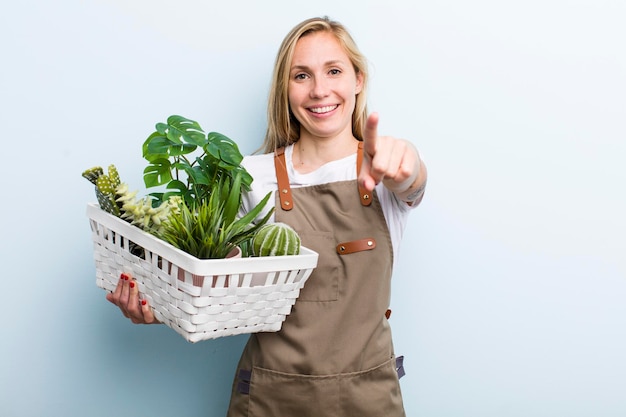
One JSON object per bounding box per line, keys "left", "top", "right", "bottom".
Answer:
{"left": 288, "top": 31, "right": 363, "bottom": 143}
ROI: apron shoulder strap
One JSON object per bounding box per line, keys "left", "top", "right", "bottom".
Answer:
{"left": 274, "top": 147, "right": 293, "bottom": 211}
{"left": 357, "top": 142, "right": 372, "bottom": 206}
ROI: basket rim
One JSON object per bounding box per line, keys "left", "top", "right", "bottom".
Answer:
{"left": 87, "top": 203, "right": 318, "bottom": 276}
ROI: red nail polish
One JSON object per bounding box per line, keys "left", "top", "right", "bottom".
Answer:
{"left": 129, "top": 282, "right": 135, "bottom": 289}
{"left": 120, "top": 273, "right": 129, "bottom": 280}
{"left": 141, "top": 300, "right": 147, "bottom": 306}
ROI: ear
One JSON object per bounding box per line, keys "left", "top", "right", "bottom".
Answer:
{"left": 355, "top": 71, "right": 364, "bottom": 95}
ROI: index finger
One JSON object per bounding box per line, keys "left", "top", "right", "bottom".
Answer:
{"left": 362, "top": 112, "right": 379, "bottom": 157}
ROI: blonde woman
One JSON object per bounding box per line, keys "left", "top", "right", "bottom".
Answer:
{"left": 229, "top": 16, "right": 427, "bottom": 416}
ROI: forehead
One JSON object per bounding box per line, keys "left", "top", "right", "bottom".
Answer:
{"left": 291, "top": 31, "right": 350, "bottom": 67}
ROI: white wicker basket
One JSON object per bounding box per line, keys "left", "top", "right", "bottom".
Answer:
{"left": 86, "top": 203, "right": 318, "bottom": 343}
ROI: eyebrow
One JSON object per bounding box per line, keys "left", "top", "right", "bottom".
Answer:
{"left": 290, "top": 60, "right": 347, "bottom": 72}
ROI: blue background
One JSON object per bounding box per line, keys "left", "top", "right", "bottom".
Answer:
{"left": 1, "top": 1, "right": 624, "bottom": 416}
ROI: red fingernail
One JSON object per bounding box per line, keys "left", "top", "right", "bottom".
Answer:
{"left": 121, "top": 273, "right": 129, "bottom": 281}
{"left": 129, "top": 282, "right": 135, "bottom": 288}
{"left": 141, "top": 300, "right": 147, "bottom": 306}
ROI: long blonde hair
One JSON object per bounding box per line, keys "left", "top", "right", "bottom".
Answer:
{"left": 261, "top": 16, "right": 369, "bottom": 153}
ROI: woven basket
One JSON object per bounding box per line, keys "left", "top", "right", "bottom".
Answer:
{"left": 86, "top": 203, "right": 318, "bottom": 343}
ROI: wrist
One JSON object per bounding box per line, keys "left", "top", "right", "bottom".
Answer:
{"left": 391, "top": 158, "right": 427, "bottom": 203}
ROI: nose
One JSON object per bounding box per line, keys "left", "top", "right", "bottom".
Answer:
{"left": 310, "top": 76, "right": 330, "bottom": 99}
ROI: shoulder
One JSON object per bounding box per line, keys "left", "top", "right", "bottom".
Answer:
{"left": 242, "top": 152, "right": 275, "bottom": 178}
{"left": 242, "top": 152, "right": 278, "bottom": 191}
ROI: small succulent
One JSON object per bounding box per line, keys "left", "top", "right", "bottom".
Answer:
{"left": 116, "top": 184, "right": 182, "bottom": 235}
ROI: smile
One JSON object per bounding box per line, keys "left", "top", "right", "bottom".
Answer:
{"left": 309, "top": 105, "right": 338, "bottom": 114}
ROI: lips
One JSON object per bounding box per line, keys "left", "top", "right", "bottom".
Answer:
{"left": 308, "top": 105, "right": 338, "bottom": 114}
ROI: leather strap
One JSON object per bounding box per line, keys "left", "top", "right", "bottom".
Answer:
{"left": 357, "top": 142, "right": 372, "bottom": 206}
{"left": 274, "top": 148, "right": 293, "bottom": 211}
{"left": 336, "top": 238, "right": 376, "bottom": 255}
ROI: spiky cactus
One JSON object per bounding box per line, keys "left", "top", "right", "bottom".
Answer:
{"left": 82, "top": 164, "right": 181, "bottom": 236}
{"left": 252, "top": 222, "right": 301, "bottom": 257}
{"left": 82, "top": 165, "right": 122, "bottom": 216}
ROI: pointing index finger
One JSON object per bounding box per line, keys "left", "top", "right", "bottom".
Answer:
{"left": 363, "top": 112, "right": 379, "bottom": 157}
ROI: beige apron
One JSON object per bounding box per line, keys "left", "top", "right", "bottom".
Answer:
{"left": 227, "top": 144, "right": 405, "bottom": 417}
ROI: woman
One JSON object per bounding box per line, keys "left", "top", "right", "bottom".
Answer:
{"left": 227, "top": 16, "right": 427, "bottom": 416}
{"left": 108, "top": 16, "right": 427, "bottom": 417}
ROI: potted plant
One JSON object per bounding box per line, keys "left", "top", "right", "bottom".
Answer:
{"left": 140, "top": 115, "right": 273, "bottom": 258}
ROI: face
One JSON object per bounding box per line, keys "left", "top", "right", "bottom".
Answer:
{"left": 288, "top": 31, "right": 363, "bottom": 142}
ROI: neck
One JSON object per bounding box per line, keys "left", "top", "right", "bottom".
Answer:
{"left": 293, "top": 135, "right": 358, "bottom": 174}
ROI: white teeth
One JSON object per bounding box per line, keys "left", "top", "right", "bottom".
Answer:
{"left": 310, "top": 105, "right": 337, "bottom": 114}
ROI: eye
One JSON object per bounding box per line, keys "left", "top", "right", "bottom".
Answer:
{"left": 294, "top": 73, "right": 309, "bottom": 80}
{"left": 329, "top": 68, "right": 341, "bottom": 76}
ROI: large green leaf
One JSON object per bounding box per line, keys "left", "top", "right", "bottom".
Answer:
{"left": 165, "top": 115, "right": 206, "bottom": 146}
{"left": 142, "top": 132, "right": 170, "bottom": 162}
{"left": 165, "top": 179, "right": 187, "bottom": 193}
{"left": 143, "top": 158, "right": 173, "bottom": 187}
{"left": 205, "top": 131, "right": 244, "bottom": 167}
{"left": 188, "top": 159, "right": 213, "bottom": 186}
{"left": 143, "top": 132, "right": 197, "bottom": 162}
{"left": 159, "top": 180, "right": 186, "bottom": 205}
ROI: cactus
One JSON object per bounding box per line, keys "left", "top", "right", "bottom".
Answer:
{"left": 82, "top": 165, "right": 122, "bottom": 216}
{"left": 82, "top": 164, "right": 181, "bottom": 235}
{"left": 252, "top": 222, "right": 301, "bottom": 257}
{"left": 82, "top": 166, "right": 103, "bottom": 185}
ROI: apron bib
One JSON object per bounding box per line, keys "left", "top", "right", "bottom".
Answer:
{"left": 227, "top": 145, "right": 405, "bottom": 417}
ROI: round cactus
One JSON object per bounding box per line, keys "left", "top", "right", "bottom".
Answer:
{"left": 252, "top": 222, "right": 301, "bottom": 257}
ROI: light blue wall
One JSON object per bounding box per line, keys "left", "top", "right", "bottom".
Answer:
{"left": 1, "top": 1, "right": 624, "bottom": 416}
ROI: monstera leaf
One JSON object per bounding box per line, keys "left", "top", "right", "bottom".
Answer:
{"left": 142, "top": 115, "right": 252, "bottom": 208}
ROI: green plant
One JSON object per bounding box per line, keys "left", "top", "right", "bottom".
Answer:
{"left": 142, "top": 115, "right": 253, "bottom": 209}
{"left": 116, "top": 184, "right": 182, "bottom": 236}
{"left": 142, "top": 115, "right": 274, "bottom": 258}
{"left": 157, "top": 171, "right": 273, "bottom": 259}
{"left": 82, "top": 165, "right": 122, "bottom": 216}
{"left": 252, "top": 223, "right": 301, "bottom": 257}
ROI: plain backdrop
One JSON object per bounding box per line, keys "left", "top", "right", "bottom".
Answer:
{"left": 1, "top": 1, "right": 624, "bottom": 416}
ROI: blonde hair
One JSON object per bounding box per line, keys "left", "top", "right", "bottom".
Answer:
{"left": 261, "top": 16, "right": 369, "bottom": 153}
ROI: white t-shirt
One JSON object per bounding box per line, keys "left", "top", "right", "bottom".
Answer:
{"left": 240, "top": 144, "right": 416, "bottom": 270}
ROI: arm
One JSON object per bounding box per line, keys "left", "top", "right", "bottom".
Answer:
{"left": 388, "top": 152, "right": 427, "bottom": 206}
{"left": 358, "top": 113, "right": 427, "bottom": 206}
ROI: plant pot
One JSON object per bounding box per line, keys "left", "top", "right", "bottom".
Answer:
{"left": 174, "top": 246, "right": 243, "bottom": 287}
